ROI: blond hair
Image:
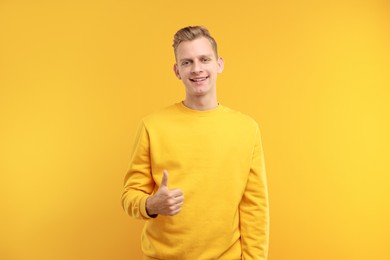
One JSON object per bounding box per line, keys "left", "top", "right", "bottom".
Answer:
{"left": 173, "top": 26, "right": 218, "bottom": 59}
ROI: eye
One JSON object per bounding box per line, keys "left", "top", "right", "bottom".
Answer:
{"left": 202, "top": 57, "right": 211, "bottom": 63}
{"left": 181, "top": 60, "right": 191, "bottom": 66}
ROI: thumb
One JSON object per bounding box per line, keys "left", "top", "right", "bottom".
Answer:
{"left": 160, "top": 169, "right": 169, "bottom": 188}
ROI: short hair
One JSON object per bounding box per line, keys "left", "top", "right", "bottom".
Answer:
{"left": 173, "top": 26, "right": 218, "bottom": 59}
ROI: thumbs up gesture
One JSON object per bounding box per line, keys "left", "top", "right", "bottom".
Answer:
{"left": 146, "top": 170, "right": 184, "bottom": 216}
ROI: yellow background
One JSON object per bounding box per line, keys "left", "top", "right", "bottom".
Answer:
{"left": 1, "top": 0, "right": 389, "bottom": 259}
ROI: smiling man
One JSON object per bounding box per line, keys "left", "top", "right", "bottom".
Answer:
{"left": 173, "top": 35, "right": 223, "bottom": 110}
{"left": 121, "top": 26, "right": 269, "bottom": 260}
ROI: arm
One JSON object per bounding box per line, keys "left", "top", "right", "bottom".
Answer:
{"left": 121, "top": 121, "right": 156, "bottom": 220}
{"left": 240, "top": 126, "right": 270, "bottom": 259}
{"left": 121, "top": 122, "right": 184, "bottom": 219}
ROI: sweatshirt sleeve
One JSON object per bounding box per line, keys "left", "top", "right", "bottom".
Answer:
{"left": 239, "top": 126, "right": 270, "bottom": 259}
{"left": 121, "top": 121, "right": 156, "bottom": 220}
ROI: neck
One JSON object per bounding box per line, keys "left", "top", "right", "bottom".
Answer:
{"left": 183, "top": 94, "right": 218, "bottom": 111}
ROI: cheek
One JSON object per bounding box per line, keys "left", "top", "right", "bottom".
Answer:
{"left": 180, "top": 69, "right": 191, "bottom": 78}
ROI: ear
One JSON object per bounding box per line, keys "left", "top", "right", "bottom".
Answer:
{"left": 217, "top": 57, "right": 224, "bottom": 74}
{"left": 173, "top": 64, "right": 181, "bottom": 79}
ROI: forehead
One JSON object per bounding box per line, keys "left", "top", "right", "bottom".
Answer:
{"left": 176, "top": 37, "right": 215, "bottom": 59}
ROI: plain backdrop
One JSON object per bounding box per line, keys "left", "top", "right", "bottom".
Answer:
{"left": 1, "top": 0, "right": 389, "bottom": 259}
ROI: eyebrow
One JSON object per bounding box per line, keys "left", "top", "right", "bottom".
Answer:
{"left": 179, "top": 55, "right": 214, "bottom": 62}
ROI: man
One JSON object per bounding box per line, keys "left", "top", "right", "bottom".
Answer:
{"left": 121, "top": 26, "right": 269, "bottom": 259}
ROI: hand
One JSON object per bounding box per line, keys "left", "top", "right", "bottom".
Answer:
{"left": 146, "top": 169, "right": 184, "bottom": 216}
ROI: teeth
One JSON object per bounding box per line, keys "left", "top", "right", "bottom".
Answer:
{"left": 192, "top": 77, "right": 207, "bottom": 82}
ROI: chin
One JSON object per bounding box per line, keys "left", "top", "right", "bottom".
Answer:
{"left": 193, "top": 88, "right": 208, "bottom": 95}
{"left": 185, "top": 84, "right": 212, "bottom": 96}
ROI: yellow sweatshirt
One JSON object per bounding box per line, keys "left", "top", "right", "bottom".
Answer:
{"left": 121, "top": 102, "right": 269, "bottom": 260}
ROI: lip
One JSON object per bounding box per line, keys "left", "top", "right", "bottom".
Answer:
{"left": 189, "top": 76, "right": 209, "bottom": 82}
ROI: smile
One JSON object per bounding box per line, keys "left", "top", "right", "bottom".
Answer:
{"left": 190, "top": 76, "right": 208, "bottom": 82}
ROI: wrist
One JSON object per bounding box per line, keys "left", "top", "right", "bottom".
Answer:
{"left": 145, "top": 196, "right": 158, "bottom": 218}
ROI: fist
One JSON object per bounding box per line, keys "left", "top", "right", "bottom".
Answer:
{"left": 146, "top": 170, "right": 184, "bottom": 216}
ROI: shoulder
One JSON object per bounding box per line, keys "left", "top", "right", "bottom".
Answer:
{"left": 140, "top": 103, "right": 180, "bottom": 127}
{"left": 221, "top": 105, "right": 260, "bottom": 130}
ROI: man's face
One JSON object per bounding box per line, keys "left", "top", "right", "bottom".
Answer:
{"left": 174, "top": 37, "right": 224, "bottom": 98}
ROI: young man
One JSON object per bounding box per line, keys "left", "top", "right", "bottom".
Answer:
{"left": 121, "top": 26, "right": 269, "bottom": 259}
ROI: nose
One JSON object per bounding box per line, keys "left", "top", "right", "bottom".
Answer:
{"left": 191, "top": 60, "right": 203, "bottom": 74}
